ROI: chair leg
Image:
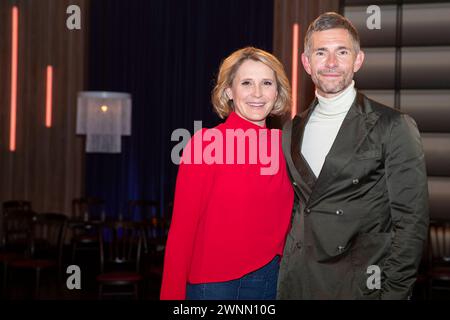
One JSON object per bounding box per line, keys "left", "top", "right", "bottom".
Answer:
{"left": 134, "top": 283, "right": 138, "bottom": 300}
{"left": 35, "top": 268, "right": 41, "bottom": 299}
{"left": 2, "top": 263, "right": 7, "bottom": 297}
{"left": 428, "top": 279, "right": 433, "bottom": 300}
{"left": 422, "top": 280, "right": 428, "bottom": 300}
{"left": 72, "top": 242, "right": 77, "bottom": 262}
{"left": 57, "top": 264, "right": 63, "bottom": 290}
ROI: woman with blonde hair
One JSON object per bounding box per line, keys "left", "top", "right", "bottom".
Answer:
{"left": 160, "top": 47, "right": 294, "bottom": 300}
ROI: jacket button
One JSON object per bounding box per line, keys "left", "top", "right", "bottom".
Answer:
{"left": 352, "top": 178, "right": 359, "bottom": 185}
{"left": 336, "top": 209, "right": 344, "bottom": 215}
{"left": 293, "top": 181, "right": 297, "bottom": 186}
{"left": 305, "top": 208, "right": 311, "bottom": 214}
{"left": 337, "top": 245, "right": 345, "bottom": 252}
{"left": 296, "top": 241, "right": 302, "bottom": 249}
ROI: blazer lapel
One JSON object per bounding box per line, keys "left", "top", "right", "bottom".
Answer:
{"left": 283, "top": 99, "right": 318, "bottom": 202}
{"left": 293, "top": 102, "right": 318, "bottom": 191}
{"left": 307, "top": 93, "right": 381, "bottom": 207}
{"left": 282, "top": 117, "right": 302, "bottom": 199}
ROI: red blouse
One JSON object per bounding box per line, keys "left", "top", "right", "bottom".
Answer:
{"left": 160, "top": 112, "right": 294, "bottom": 299}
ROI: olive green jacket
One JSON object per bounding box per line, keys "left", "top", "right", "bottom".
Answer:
{"left": 277, "top": 92, "right": 429, "bottom": 300}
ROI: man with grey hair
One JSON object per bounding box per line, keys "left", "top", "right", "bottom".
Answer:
{"left": 277, "top": 12, "right": 429, "bottom": 299}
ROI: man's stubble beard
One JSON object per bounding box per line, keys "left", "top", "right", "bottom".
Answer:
{"left": 312, "top": 72, "right": 353, "bottom": 96}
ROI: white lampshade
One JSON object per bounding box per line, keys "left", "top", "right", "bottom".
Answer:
{"left": 77, "top": 91, "right": 132, "bottom": 153}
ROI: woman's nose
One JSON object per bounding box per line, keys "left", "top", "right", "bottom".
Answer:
{"left": 253, "top": 85, "right": 262, "bottom": 97}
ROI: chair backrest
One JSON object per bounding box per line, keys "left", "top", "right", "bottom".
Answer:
{"left": 429, "top": 220, "right": 450, "bottom": 266}
{"left": 1, "top": 209, "right": 36, "bottom": 250}
{"left": 99, "top": 221, "right": 143, "bottom": 273}
{"left": 140, "top": 218, "right": 169, "bottom": 263}
{"left": 72, "top": 197, "right": 105, "bottom": 221}
{"left": 29, "top": 213, "right": 68, "bottom": 263}
{"left": 1, "top": 201, "right": 32, "bottom": 245}
{"left": 2, "top": 200, "right": 32, "bottom": 214}
{"left": 127, "top": 200, "right": 160, "bottom": 221}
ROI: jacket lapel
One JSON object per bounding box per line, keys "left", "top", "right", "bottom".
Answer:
{"left": 282, "top": 117, "right": 302, "bottom": 199}
{"left": 307, "top": 93, "right": 381, "bottom": 207}
{"left": 283, "top": 100, "right": 318, "bottom": 202}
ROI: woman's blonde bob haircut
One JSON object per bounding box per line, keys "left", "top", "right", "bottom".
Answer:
{"left": 212, "top": 47, "right": 291, "bottom": 119}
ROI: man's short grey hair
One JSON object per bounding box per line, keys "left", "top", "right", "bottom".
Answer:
{"left": 304, "top": 12, "right": 360, "bottom": 56}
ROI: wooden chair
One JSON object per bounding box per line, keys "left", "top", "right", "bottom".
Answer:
{"left": 72, "top": 197, "right": 105, "bottom": 221}
{"left": 164, "top": 200, "right": 172, "bottom": 229}
{"left": 142, "top": 217, "right": 168, "bottom": 261}
{"left": 412, "top": 242, "right": 430, "bottom": 300}
{"left": 164, "top": 201, "right": 173, "bottom": 220}
{"left": 0, "top": 209, "right": 35, "bottom": 296}
{"left": 127, "top": 200, "right": 166, "bottom": 258}
{"left": 97, "top": 221, "right": 144, "bottom": 299}
{"left": 70, "top": 197, "right": 105, "bottom": 262}
{"left": 127, "top": 200, "right": 160, "bottom": 222}
{"left": 2, "top": 200, "right": 32, "bottom": 212}
{"left": 127, "top": 200, "right": 170, "bottom": 298}
{"left": 7, "top": 213, "right": 67, "bottom": 298}
{"left": 427, "top": 219, "right": 450, "bottom": 299}
{"left": 141, "top": 214, "right": 171, "bottom": 298}
{"left": 1, "top": 201, "right": 32, "bottom": 247}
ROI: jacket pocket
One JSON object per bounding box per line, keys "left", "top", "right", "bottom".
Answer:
{"left": 309, "top": 206, "right": 366, "bottom": 260}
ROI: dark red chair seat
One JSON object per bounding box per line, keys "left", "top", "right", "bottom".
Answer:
{"left": 429, "top": 266, "right": 450, "bottom": 280}
{"left": 9, "top": 258, "right": 56, "bottom": 269}
{"left": 6, "top": 213, "right": 67, "bottom": 298}
{"left": 415, "top": 273, "right": 428, "bottom": 283}
{"left": 145, "top": 265, "right": 163, "bottom": 277}
{"left": 97, "top": 272, "right": 143, "bottom": 283}
{"left": 427, "top": 220, "right": 450, "bottom": 298}
{"left": 0, "top": 252, "right": 23, "bottom": 262}
{"left": 96, "top": 221, "right": 144, "bottom": 298}
{"left": 73, "top": 234, "right": 97, "bottom": 243}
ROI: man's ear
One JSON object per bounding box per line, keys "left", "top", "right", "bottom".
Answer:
{"left": 301, "top": 53, "right": 312, "bottom": 75}
{"left": 353, "top": 50, "right": 365, "bottom": 73}
{"left": 225, "top": 87, "right": 233, "bottom": 100}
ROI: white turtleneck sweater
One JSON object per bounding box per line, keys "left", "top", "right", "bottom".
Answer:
{"left": 301, "top": 81, "right": 357, "bottom": 178}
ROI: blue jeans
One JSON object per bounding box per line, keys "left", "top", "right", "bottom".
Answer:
{"left": 186, "top": 256, "right": 280, "bottom": 300}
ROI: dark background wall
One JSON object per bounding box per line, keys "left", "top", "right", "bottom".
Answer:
{"left": 86, "top": 0, "right": 274, "bottom": 218}
{"left": 273, "top": 0, "right": 340, "bottom": 114}
{"left": 3, "top": 0, "right": 447, "bottom": 222}
{"left": 343, "top": 0, "right": 450, "bottom": 220}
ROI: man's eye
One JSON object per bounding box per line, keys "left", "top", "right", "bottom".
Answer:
{"left": 315, "top": 51, "right": 325, "bottom": 56}
{"left": 339, "top": 50, "right": 349, "bottom": 55}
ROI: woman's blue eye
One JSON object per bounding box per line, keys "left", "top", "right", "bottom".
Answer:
{"left": 264, "top": 81, "right": 273, "bottom": 86}
{"left": 241, "top": 81, "right": 251, "bottom": 86}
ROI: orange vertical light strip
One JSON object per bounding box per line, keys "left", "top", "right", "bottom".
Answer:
{"left": 45, "top": 66, "right": 53, "bottom": 127}
{"left": 9, "top": 6, "right": 19, "bottom": 151}
{"left": 291, "top": 23, "right": 299, "bottom": 119}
